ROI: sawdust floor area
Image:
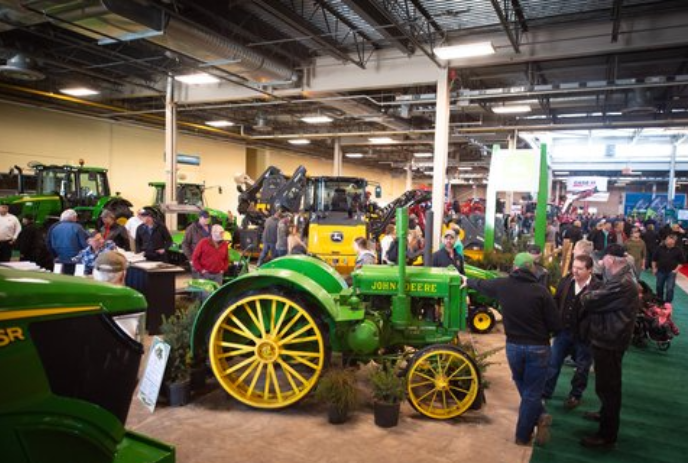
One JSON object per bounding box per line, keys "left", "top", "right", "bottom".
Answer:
{"left": 126, "top": 322, "right": 532, "bottom": 463}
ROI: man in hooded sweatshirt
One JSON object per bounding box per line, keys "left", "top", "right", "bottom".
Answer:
{"left": 462, "top": 253, "right": 560, "bottom": 447}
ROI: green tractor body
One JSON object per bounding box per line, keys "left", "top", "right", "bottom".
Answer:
{"left": 2, "top": 164, "right": 133, "bottom": 228}
{"left": 0, "top": 268, "right": 175, "bottom": 463}
{"left": 192, "top": 207, "right": 483, "bottom": 419}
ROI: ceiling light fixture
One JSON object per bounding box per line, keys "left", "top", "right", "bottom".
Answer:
{"left": 369, "top": 137, "right": 394, "bottom": 144}
{"left": 205, "top": 120, "right": 234, "bottom": 128}
{"left": 413, "top": 152, "right": 433, "bottom": 158}
{"left": 59, "top": 87, "right": 99, "bottom": 97}
{"left": 554, "top": 171, "right": 570, "bottom": 175}
{"left": 492, "top": 105, "right": 532, "bottom": 114}
{"left": 174, "top": 73, "right": 220, "bottom": 85}
{"left": 458, "top": 166, "right": 473, "bottom": 171}
{"left": 433, "top": 41, "right": 495, "bottom": 60}
{"left": 301, "top": 115, "right": 333, "bottom": 124}
{"left": 345, "top": 153, "right": 364, "bottom": 158}
{"left": 288, "top": 138, "right": 311, "bottom": 145}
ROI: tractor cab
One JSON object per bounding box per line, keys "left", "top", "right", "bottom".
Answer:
{"left": 37, "top": 164, "right": 111, "bottom": 208}
{"left": 305, "top": 176, "right": 369, "bottom": 274}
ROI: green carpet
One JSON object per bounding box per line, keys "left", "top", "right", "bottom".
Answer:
{"left": 530, "top": 273, "right": 688, "bottom": 462}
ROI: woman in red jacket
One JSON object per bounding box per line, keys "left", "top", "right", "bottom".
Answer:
{"left": 191, "top": 224, "right": 229, "bottom": 284}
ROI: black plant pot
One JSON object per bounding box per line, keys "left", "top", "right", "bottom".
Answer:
{"left": 374, "top": 401, "right": 400, "bottom": 428}
{"left": 190, "top": 365, "right": 207, "bottom": 391}
{"left": 328, "top": 404, "right": 350, "bottom": 424}
{"left": 166, "top": 379, "right": 191, "bottom": 407}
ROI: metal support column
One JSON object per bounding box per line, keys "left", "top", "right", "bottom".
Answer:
{"left": 406, "top": 162, "right": 413, "bottom": 191}
{"left": 333, "top": 138, "right": 342, "bottom": 176}
{"left": 669, "top": 142, "right": 677, "bottom": 207}
{"left": 431, "top": 67, "right": 450, "bottom": 252}
{"left": 165, "top": 76, "right": 178, "bottom": 231}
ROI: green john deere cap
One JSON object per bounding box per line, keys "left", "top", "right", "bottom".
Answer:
{"left": 513, "top": 252, "right": 534, "bottom": 269}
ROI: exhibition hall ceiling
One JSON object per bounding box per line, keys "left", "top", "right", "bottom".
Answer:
{"left": 1, "top": 0, "right": 688, "bottom": 178}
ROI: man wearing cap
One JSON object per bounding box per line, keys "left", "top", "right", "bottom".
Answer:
{"left": 125, "top": 209, "right": 145, "bottom": 250}
{"left": 578, "top": 244, "right": 641, "bottom": 448}
{"left": 72, "top": 231, "right": 117, "bottom": 275}
{"left": 182, "top": 210, "right": 212, "bottom": 273}
{"left": 16, "top": 214, "right": 40, "bottom": 263}
{"left": 0, "top": 202, "right": 21, "bottom": 262}
{"left": 192, "top": 224, "right": 230, "bottom": 285}
{"left": 527, "top": 244, "right": 550, "bottom": 288}
{"left": 651, "top": 233, "right": 685, "bottom": 303}
{"left": 93, "top": 250, "right": 128, "bottom": 285}
{"left": 462, "top": 253, "right": 560, "bottom": 446}
{"left": 46, "top": 209, "right": 89, "bottom": 274}
{"left": 100, "top": 210, "right": 129, "bottom": 251}
{"left": 135, "top": 209, "right": 172, "bottom": 262}
{"left": 432, "top": 229, "right": 464, "bottom": 274}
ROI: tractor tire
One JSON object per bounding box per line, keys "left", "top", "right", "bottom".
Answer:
{"left": 207, "top": 289, "right": 330, "bottom": 409}
{"left": 406, "top": 344, "right": 481, "bottom": 419}
{"left": 468, "top": 307, "right": 496, "bottom": 334}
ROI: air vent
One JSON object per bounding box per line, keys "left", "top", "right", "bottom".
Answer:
{"left": 0, "top": 54, "right": 45, "bottom": 81}
{"left": 621, "top": 89, "right": 656, "bottom": 115}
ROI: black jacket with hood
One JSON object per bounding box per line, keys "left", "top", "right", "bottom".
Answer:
{"left": 467, "top": 268, "right": 560, "bottom": 346}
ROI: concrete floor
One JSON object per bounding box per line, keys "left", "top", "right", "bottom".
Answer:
{"left": 127, "top": 322, "right": 532, "bottom": 463}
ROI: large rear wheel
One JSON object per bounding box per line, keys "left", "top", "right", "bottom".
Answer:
{"left": 406, "top": 345, "right": 481, "bottom": 419}
{"left": 208, "top": 292, "right": 328, "bottom": 409}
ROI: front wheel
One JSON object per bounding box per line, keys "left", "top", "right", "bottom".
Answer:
{"left": 468, "top": 307, "right": 496, "bottom": 334}
{"left": 406, "top": 345, "right": 481, "bottom": 419}
{"left": 208, "top": 291, "right": 329, "bottom": 409}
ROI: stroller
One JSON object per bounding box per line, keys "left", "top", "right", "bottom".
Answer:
{"left": 633, "top": 281, "right": 680, "bottom": 351}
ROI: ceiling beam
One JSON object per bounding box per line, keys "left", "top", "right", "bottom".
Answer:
{"left": 489, "top": 0, "right": 521, "bottom": 53}
{"left": 342, "top": 0, "right": 414, "bottom": 55}
{"left": 611, "top": 0, "right": 624, "bottom": 43}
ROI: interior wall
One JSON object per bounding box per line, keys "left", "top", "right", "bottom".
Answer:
{"left": 0, "top": 102, "right": 246, "bottom": 213}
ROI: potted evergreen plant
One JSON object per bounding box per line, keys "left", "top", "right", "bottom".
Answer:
{"left": 369, "top": 363, "right": 405, "bottom": 428}
{"left": 160, "top": 307, "right": 192, "bottom": 406}
{"left": 314, "top": 368, "right": 359, "bottom": 424}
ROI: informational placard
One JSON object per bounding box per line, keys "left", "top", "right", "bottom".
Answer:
{"left": 489, "top": 149, "right": 540, "bottom": 192}
{"left": 566, "top": 176, "right": 608, "bottom": 193}
{"left": 137, "top": 336, "right": 170, "bottom": 413}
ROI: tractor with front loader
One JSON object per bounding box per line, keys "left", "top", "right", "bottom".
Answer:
{"left": 191, "top": 208, "right": 483, "bottom": 420}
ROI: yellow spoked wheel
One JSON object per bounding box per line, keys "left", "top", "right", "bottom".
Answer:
{"left": 209, "top": 292, "right": 327, "bottom": 409}
{"left": 406, "top": 345, "right": 481, "bottom": 419}
{"left": 469, "top": 308, "right": 496, "bottom": 334}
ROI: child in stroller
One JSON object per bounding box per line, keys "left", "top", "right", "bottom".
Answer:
{"left": 634, "top": 281, "right": 680, "bottom": 351}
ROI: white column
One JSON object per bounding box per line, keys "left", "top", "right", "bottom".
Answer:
{"left": 165, "top": 76, "right": 178, "bottom": 231}
{"left": 431, "top": 67, "right": 450, "bottom": 252}
{"left": 333, "top": 138, "right": 342, "bottom": 176}
{"left": 406, "top": 162, "right": 413, "bottom": 191}
{"left": 669, "top": 143, "right": 677, "bottom": 206}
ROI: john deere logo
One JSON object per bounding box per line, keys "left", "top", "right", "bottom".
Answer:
{"left": 331, "top": 232, "right": 344, "bottom": 243}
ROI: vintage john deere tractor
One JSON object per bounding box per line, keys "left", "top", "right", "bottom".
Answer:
{"left": 191, "top": 208, "right": 483, "bottom": 420}
{"left": 0, "top": 269, "right": 175, "bottom": 463}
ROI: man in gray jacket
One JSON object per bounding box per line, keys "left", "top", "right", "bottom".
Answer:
{"left": 182, "top": 210, "right": 211, "bottom": 276}
{"left": 257, "top": 210, "right": 280, "bottom": 266}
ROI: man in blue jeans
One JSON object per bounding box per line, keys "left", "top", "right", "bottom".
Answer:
{"left": 652, "top": 233, "right": 685, "bottom": 302}
{"left": 543, "top": 254, "right": 602, "bottom": 409}
{"left": 463, "top": 252, "right": 560, "bottom": 446}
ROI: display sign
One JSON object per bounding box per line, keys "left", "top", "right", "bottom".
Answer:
{"left": 137, "top": 336, "right": 170, "bottom": 413}
{"left": 566, "top": 176, "right": 608, "bottom": 193}
{"left": 624, "top": 192, "right": 686, "bottom": 217}
{"left": 678, "top": 209, "right": 688, "bottom": 221}
{"left": 489, "top": 149, "right": 540, "bottom": 192}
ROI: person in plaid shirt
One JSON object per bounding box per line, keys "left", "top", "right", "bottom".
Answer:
{"left": 72, "top": 231, "right": 117, "bottom": 275}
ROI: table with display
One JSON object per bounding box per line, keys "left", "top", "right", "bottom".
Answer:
{"left": 124, "top": 261, "right": 185, "bottom": 335}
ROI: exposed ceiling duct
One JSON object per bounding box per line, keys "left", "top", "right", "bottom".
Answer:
{"left": 322, "top": 95, "right": 412, "bottom": 132}
{"left": 0, "top": 53, "right": 44, "bottom": 81}
{"left": 28, "top": 0, "right": 297, "bottom": 84}
{"left": 622, "top": 88, "right": 657, "bottom": 115}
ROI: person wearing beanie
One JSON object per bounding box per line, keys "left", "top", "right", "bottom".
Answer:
{"left": 462, "top": 252, "right": 560, "bottom": 447}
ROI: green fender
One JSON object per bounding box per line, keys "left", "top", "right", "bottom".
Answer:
{"left": 190, "top": 267, "right": 344, "bottom": 355}
{"left": 464, "top": 264, "right": 501, "bottom": 280}
{"left": 260, "top": 254, "right": 347, "bottom": 294}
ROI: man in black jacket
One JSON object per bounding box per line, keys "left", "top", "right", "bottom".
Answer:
{"left": 135, "top": 209, "right": 172, "bottom": 262}
{"left": 579, "top": 244, "right": 641, "bottom": 448}
{"left": 652, "top": 233, "right": 685, "bottom": 303}
{"left": 431, "top": 229, "right": 464, "bottom": 274}
{"left": 543, "top": 254, "right": 602, "bottom": 409}
{"left": 463, "top": 253, "right": 560, "bottom": 446}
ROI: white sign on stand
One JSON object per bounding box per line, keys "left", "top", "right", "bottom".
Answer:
{"left": 137, "top": 336, "right": 171, "bottom": 413}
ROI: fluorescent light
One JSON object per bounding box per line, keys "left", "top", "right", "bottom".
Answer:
{"left": 554, "top": 171, "right": 570, "bottom": 175}
{"left": 59, "top": 87, "right": 99, "bottom": 97}
{"left": 205, "top": 120, "right": 234, "bottom": 127}
{"left": 458, "top": 166, "right": 473, "bottom": 171}
{"left": 345, "top": 153, "right": 364, "bottom": 158}
{"left": 434, "top": 41, "right": 495, "bottom": 60}
{"left": 369, "top": 137, "right": 394, "bottom": 144}
{"left": 174, "top": 73, "right": 220, "bottom": 85}
{"left": 414, "top": 152, "right": 433, "bottom": 158}
{"left": 288, "top": 138, "right": 311, "bottom": 145}
{"left": 301, "top": 115, "right": 333, "bottom": 124}
{"left": 492, "top": 105, "right": 532, "bottom": 114}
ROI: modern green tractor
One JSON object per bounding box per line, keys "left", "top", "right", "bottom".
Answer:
{"left": 191, "top": 207, "right": 483, "bottom": 420}
{"left": 2, "top": 163, "right": 133, "bottom": 228}
{"left": 0, "top": 268, "right": 175, "bottom": 463}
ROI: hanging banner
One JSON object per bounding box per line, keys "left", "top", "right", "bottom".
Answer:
{"left": 489, "top": 149, "right": 540, "bottom": 192}
{"left": 566, "top": 176, "right": 608, "bottom": 193}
